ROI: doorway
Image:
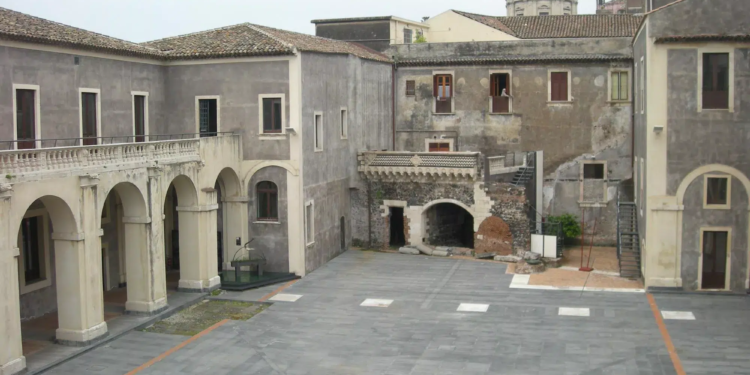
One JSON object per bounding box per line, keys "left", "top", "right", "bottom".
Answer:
{"left": 701, "top": 230, "right": 729, "bottom": 289}
{"left": 389, "top": 207, "right": 405, "bottom": 247}
{"left": 340, "top": 216, "right": 346, "bottom": 251}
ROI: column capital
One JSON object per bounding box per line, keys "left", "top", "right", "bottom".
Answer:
{"left": 52, "top": 232, "right": 85, "bottom": 241}
{"left": 0, "top": 183, "right": 12, "bottom": 200}
{"left": 223, "top": 196, "right": 250, "bottom": 203}
{"left": 123, "top": 216, "right": 152, "bottom": 224}
{"left": 79, "top": 174, "right": 99, "bottom": 188}
{"left": 176, "top": 204, "right": 219, "bottom": 212}
{"left": 147, "top": 166, "right": 163, "bottom": 178}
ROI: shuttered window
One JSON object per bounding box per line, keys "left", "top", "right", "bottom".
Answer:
{"left": 490, "top": 73, "right": 510, "bottom": 113}
{"left": 134, "top": 95, "right": 146, "bottom": 142}
{"left": 433, "top": 74, "right": 453, "bottom": 113}
{"left": 406, "top": 80, "right": 416, "bottom": 96}
{"left": 81, "top": 92, "right": 98, "bottom": 145}
{"left": 15, "top": 89, "right": 36, "bottom": 149}
{"left": 550, "top": 72, "right": 569, "bottom": 102}
{"left": 262, "top": 98, "right": 282, "bottom": 133}
{"left": 428, "top": 142, "right": 451, "bottom": 152}
{"left": 702, "top": 53, "right": 729, "bottom": 109}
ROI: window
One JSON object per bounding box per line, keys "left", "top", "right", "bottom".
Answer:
{"left": 406, "top": 80, "right": 416, "bottom": 96}
{"left": 340, "top": 108, "right": 348, "bottom": 139}
{"left": 583, "top": 163, "right": 605, "bottom": 179}
{"left": 262, "top": 98, "right": 282, "bottom": 134}
{"left": 640, "top": 57, "right": 644, "bottom": 113}
{"left": 132, "top": 93, "right": 148, "bottom": 142}
{"left": 701, "top": 230, "right": 730, "bottom": 290}
{"left": 549, "top": 71, "right": 569, "bottom": 102}
{"left": 403, "top": 29, "right": 413, "bottom": 44}
{"left": 428, "top": 142, "right": 450, "bottom": 152}
{"left": 305, "top": 201, "right": 314, "bottom": 245}
{"left": 705, "top": 175, "right": 730, "bottom": 209}
{"left": 198, "top": 98, "right": 218, "bottom": 137}
{"left": 610, "top": 71, "right": 629, "bottom": 101}
{"left": 702, "top": 53, "right": 729, "bottom": 109}
{"left": 14, "top": 85, "right": 39, "bottom": 150}
{"left": 21, "top": 216, "right": 42, "bottom": 283}
{"left": 490, "top": 73, "right": 511, "bottom": 113}
{"left": 634, "top": 63, "right": 639, "bottom": 112}
{"left": 314, "top": 113, "right": 323, "bottom": 151}
{"left": 539, "top": 12, "right": 550, "bottom": 16}
{"left": 256, "top": 181, "right": 278, "bottom": 221}
{"left": 80, "top": 89, "right": 100, "bottom": 145}
{"left": 433, "top": 74, "right": 453, "bottom": 114}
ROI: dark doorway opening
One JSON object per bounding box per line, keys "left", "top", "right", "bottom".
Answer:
{"left": 426, "top": 203, "right": 474, "bottom": 248}
{"left": 702, "top": 230, "right": 728, "bottom": 289}
{"left": 340, "top": 216, "right": 346, "bottom": 251}
{"left": 389, "top": 207, "right": 405, "bottom": 247}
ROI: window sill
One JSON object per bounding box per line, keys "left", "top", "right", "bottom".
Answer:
{"left": 489, "top": 112, "right": 514, "bottom": 116}
{"left": 699, "top": 108, "right": 732, "bottom": 113}
{"left": 607, "top": 100, "right": 631, "bottom": 105}
{"left": 254, "top": 221, "right": 281, "bottom": 225}
{"left": 306, "top": 241, "right": 315, "bottom": 248}
{"left": 432, "top": 112, "right": 455, "bottom": 116}
{"left": 703, "top": 204, "right": 731, "bottom": 210}
{"left": 547, "top": 101, "right": 573, "bottom": 106}
{"left": 259, "top": 134, "right": 286, "bottom": 140}
{"left": 314, "top": 148, "right": 324, "bottom": 153}
{"left": 578, "top": 202, "right": 607, "bottom": 208}
{"left": 20, "top": 278, "right": 52, "bottom": 295}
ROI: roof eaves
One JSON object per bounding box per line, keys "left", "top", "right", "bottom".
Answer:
{"left": 0, "top": 32, "right": 166, "bottom": 60}
{"left": 397, "top": 54, "right": 632, "bottom": 67}
{"left": 655, "top": 34, "right": 750, "bottom": 43}
{"left": 310, "top": 16, "right": 393, "bottom": 24}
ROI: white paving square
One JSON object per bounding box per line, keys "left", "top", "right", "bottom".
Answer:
{"left": 457, "top": 303, "right": 490, "bottom": 312}
{"left": 558, "top": 307, "right": 590, "bottom": 317}
{"left": 360, "top": 299, "right": 393, "bottom": 307}
{"left": 269, "top": 293, "right": 303, "bottom": 302}
{"left": 661, "top": 311, "right": 696, "bottom": 320}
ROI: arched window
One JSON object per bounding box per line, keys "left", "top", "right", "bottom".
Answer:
{"left": 257, "top": 181, "right": 278, "bottom": 221}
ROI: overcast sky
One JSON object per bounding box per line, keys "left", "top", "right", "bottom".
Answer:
{"left": 0, "top": 0, "right": 598, "bottom": 43}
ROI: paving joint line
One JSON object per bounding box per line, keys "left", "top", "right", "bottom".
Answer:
{"left": 421, "top": 260, "right": 463, "bottom": 309}
{"left": 647, "top": 293, "right": 686, "bottom": 375}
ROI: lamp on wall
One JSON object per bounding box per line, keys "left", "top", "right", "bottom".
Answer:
{"left": 653, "top": 126, "right": 664, "bottom": 134}
{"left": 285, "top": 127, "right": 297, "bottom": 136}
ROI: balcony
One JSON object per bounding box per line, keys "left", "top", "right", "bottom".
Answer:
{"left": 0, "top": 133, "right": 237, "bottom": 177}
{"left": 358, "top": 151, "right": 482, "bottom": 181}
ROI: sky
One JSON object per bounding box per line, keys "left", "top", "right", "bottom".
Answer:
{"left": 0, "top": 0, "right": 598, "bottom": 43}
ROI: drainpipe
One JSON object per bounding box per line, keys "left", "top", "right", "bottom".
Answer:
{"left": 366, "top": 176, "right": 372, "bottom": 247}
{"left": 392, "top": 58, "right": 397, "bottom": 150}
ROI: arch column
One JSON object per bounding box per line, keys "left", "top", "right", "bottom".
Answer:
{"left": 221, "top": 196, "right": 249, "bottom": 270}
{"left": 55, "top": 175, "right": 107, "bottom": 345}
{"left": 123, "top": 217, "right": 167, "bottom": 314}
{"left": 176, "top": 190, "right": 220, "bottom": 292}
{"left": 0, "top": 184, "right": 26, "bottom": 375}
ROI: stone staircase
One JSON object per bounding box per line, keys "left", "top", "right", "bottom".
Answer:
{"left": 617, "top": 202, "right": 642, "bottom": 279}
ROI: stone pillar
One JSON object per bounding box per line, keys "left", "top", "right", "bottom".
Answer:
{"left": 176, "top": 191, "right": 220, "bottom": 292}
{"left": 122, "top": 218, "right": 167, "bottom": 314}
{"left": 146, "top": 167, "right": 167, "bottom": 303}
{"left": 0, "top": 184, "right": 26, "bottom": 375}
{"left": 221, "top": 197, "right": 249, "bottom": 269}
{"left": 54, "top": 175, "right": 108, "bottom": 345}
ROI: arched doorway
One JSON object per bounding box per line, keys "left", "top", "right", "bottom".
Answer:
{"left": 214, "top": 168, "right": 243, "bottom": 272}
{"left": 423, "top": 203, "right": 474, "bottom": 249}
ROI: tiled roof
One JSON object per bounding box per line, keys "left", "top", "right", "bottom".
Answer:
{"left": 0, "top": 6, "right": 162, "bottom": 58}
{"left": 144, "top": 23, "right": 391, "bottom": 62}
{"left": 397, "top": 54, "right": 631, "bottom": 67}
{"left": 655, "top": 34, "right": 750, "bottom": 43}
{"left": 311, "top": 16, "right": 393, "bottom": 24}
{"left": 454, "top": 11, "right": 643, "bottom": 39}
{"left": 0, "top": 7, "right": 391, "bottom": 63}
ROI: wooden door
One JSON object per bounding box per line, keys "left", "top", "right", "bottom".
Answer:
{"left": 702, "top": 231, "right": 728, "bottom": 289}
{"left": 81, "top": 92, "right": 98, "bottom": 145}
{"left": 16, "top": 89, "right": 36, "bottom": 149}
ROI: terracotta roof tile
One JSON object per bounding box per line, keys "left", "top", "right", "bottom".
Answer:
{"left": 397, "top": 54, "right": 631, "bottom": 67}
{"left": 454, "top": 11, "right": 643, "bottom": 39}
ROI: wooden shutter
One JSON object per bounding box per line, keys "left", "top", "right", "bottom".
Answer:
{"left": 16, "top": 89, "right": 36, "bottom": 149}
{"left": 551, "top": 72, "right": 568, "bottom": 101}
{"left": 433, "top": 75, "right": 439, "bottom": 97}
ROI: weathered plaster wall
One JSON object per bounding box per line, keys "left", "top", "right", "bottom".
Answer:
{"left": 424, "top": 11, "right": 517, "bottom": 43}
{"left": 300, "top": 53, "right": 392, "bottom": 272}
{"left": 314, "top": 21, "right": 392, "bottom": 52}
{"left": 680, "top": 176, "right": 748, "bottom": 292}
{"left": 248, "top": 166, "right": 289, "bottom": 272}
{"left": 0, "top": 46, "right": 166, "bottom": 145}
{"left": 164, "top": 60, "right": 291, "bottom": 161}
{"left": 666, "top": 48, "right": 750, "bottom": 194}
{"left": 649, "top": 0, "right": 748, "bottom": 38}
{"left": 633, "top": 21, "right": 648, "bottom": 241}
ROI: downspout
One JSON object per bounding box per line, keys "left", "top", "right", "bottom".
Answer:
{"left": 392, "top": 56, "right": 397, "bottom": 150}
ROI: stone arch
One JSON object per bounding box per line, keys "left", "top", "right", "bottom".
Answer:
{"left": 422, "top": 198, "right": 474, "bottom": 217}
{"left": 215, "top": 167, "right": 242, "bottom": 198}
{"left": 213, "top": 167, "right": 245, "bottom": 271}
{"left": 422, "top": 200, "right": 475, "bottom": 249}
{"left": 242, "top": 161, "right": 299, "bottom": 187}
{"left": 165, "top": 174, "right": 199, "bottom": 208}
{"left": 11, "top": 183, "right": 80, "bottom": 236}
{"left": 100, "top": 181, "right": 148, "bottom": 219}
{"left": 676, "top": 164, "right": 750, "bottom": 208}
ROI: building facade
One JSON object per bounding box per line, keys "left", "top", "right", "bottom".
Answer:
{"left": 506, "top": 0, "right": 578, "bottom": 16}
{"left": 633, "top": 0, "right": 750, "bottom": 293}
{"left": 312, "top": 16, "right": 429, "bottom": 52}
{"left": 0, "top": 9, "right": 392, "bottom": 375}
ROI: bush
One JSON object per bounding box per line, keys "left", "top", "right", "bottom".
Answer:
{"left": 415, "top": 34, "right": 427, "bottom": 43}
{"left": 547, "top": 214, "right": 581, "bottom": 240}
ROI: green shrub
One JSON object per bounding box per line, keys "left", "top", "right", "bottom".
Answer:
{"left": 415, "top": 34, "right": 427, "bottom": 43}
{"left": 547, "top": 214, "right": 581, "bottom": 240}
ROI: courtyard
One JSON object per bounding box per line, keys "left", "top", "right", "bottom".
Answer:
{"left": 35, "top": 249, "right": 750, "bottom": 375}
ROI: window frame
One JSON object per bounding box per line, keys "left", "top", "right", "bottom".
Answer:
{"left": 194, "top": 95, "right": 221, "bottom": 137}
{"left": 17, "top": 208, "right": 52, "bottom": 295}
{"left": 489, "top": 69, "right": 513, "bottom": 114}
{"left": 305, "top": 200, "right": 315, "bottom": 246}
{"left": 12, "top": 84, "right": 41, "bottom": 150}
{"left": 698, "top": 48, "right": 734, "bottom": 112}
{"left": 608, "top": 69, "right": 631, "bottom": 102}
{"left": 313, "top": 111, "right": 324, "bottom": 152}
{"left": 403, "top": 28, "right": 413, "bottom": 44}
{"left": 405, "top": 80, "right": 416, "bottom": 96}
{"left": 579, "top": 161, "right": 608, "bottom": 204}
{"left": 79, "top": 87, "right": 102, "bottom": 145}
{"left": 340, "top": 107, "right": 348, "bottom": 139}
{"left": 256, "top": 181, "right": 279, "bottom": 222}
{"left": 547, "top": 70, "right": 571, "bottom": 103}
{"left": 432, "top": 70, "right": 455, "bottom": 114}
{"left": 424, "top": 138, "right": 454, "bottom": 152}
{"left": 698, "top": 227, "right": 732, "bottom": 291}
{"left": 131, "top": 91, "right": 149, "bottom": 142}
{"left": 703, "top": 174, "right": 731, "bottom": 210}
{"left": 639, "top": 57, "right": 645, "bottom": 114}
{"left": 258, "top": 94, "right": 286, "bottom": 138}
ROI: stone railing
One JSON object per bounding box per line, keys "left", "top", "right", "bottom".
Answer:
{"left": 1, "top": 139, "right": 202, "bottom": 176}
{"left": 487, "top": 151, "right": 530, "bottom": 176}
{"left": 358, "top": 151, "right": 482, "bottom": 180}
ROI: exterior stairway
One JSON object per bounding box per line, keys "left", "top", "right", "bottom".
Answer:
{"left": 617, "top": 201, "right": 642, "bottom": 279}
{"left": 511, "top": 152, "right": 536, "bottom": 186}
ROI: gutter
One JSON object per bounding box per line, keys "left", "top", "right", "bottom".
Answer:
{"left": 392, "top": 57, "right": 397, "bottom": 150}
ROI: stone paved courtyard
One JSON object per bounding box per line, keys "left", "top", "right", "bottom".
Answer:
{"left": 41, "top": 250, "right": 750, "bottom": 375}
